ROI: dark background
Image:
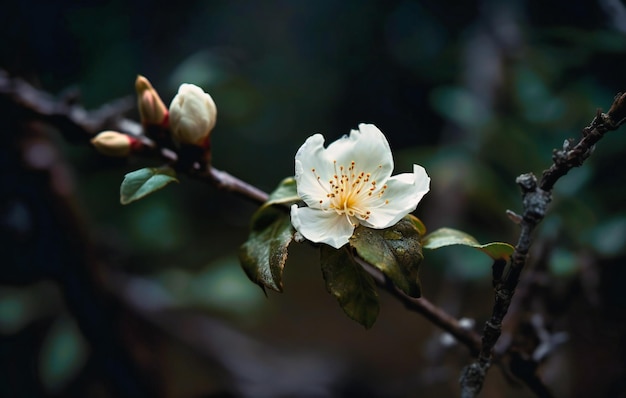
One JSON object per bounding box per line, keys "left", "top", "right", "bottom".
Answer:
{"left": 2, "top": 0, "right": 626, "bottom": 397}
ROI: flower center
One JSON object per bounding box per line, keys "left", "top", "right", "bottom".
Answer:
{"left": 311, "top": 160, "right": 388, "bottom": 225}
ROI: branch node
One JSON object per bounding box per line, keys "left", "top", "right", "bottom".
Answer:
{"left": 521, "top": 188, "right": 551, "bottom": 224}
{"left": 600, "top": 112, "right": 616, "bottom": 130}
{"left": 484, "top": 320, "right": 502, "bottom": 334}
{"left": 607, "top": 92, "right": 626, "bottom": 123}
{"left": 494, "top": 288, "right": 511, "bottom": 301}
{"left": 515, "top": 173, "right": 537, "bottom": 192}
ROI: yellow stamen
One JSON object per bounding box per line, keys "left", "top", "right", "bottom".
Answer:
{"left": 310, "top": 160, "right": 388, "bottom": 222}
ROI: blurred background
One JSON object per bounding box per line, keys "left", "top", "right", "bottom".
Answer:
{"left": 2, "top": 0, "right": 626, "bottom": 397}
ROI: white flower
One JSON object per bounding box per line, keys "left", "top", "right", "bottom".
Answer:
{"left": 290, "top": 123, "right": 430, "bottom": 249}
{"left": 169, "top": 83, "right": 217, "bottom": 146}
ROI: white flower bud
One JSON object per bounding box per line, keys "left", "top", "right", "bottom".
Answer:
{"left": 91, "top": 131, "right": 135, "bottom": 157}
{"left": 168, "top": 83, "right": 217, "bottom": 146}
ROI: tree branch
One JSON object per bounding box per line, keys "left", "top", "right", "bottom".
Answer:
{"left": 10, "top": 70, "right": 622, "bottom": 397}
{"left": 358, "top": 259, "right": 482, "bottom": 356}
{"left": 0, "top": 71, "right": 481, "bottom": 357}
{"left": 459, "top": 92, "right": 626, "bottom": 397}
{"left": 0, "top": 70, "right": 269, "bottom": 206}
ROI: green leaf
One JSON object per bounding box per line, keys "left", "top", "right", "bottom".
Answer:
{"left": 320, "top": 246, "right": 379, "bottom": 329}
{"left": 264, "top": 177, "right": 300, "bottom": 207}
{"left": 422, "top": 227, "right": 515, "bottom": 260}
{"left": 120, "top": 166, "right": 178, "bottom": 205}
{"left": 239, "top": 178, "right": 300, "bottom": 292}
{"left": 239, "top": 206, "right": 294, "bottom": 292}
{"left": 349, "top": 217, "right": 424, "bottom": 297}
{"left": 405, "top": 214, "right": 427, "bottom": 236}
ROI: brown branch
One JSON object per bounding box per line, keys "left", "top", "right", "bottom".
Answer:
{"left": 541, "top": 94, "right": 626, "bottom": 191}
{"left": 0, "top": 70, "right": 268, "bottom": 206}
{"left": 205, "top": 167, "right": 270, "bottom": 205}
{"left": 0, "top": 71, "right": 482, "bottom": 357}
{"left": 358, "top": 259, "right": 482, "bottom": 356}
{"left": 459, "top": 92, "right": 626, "bottom": 397}
{"left": 0, "top": 70, "right": 138, "bottom": 141}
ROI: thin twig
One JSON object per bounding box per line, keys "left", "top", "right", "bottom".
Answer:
{"left": 0, "top": 70, "right": 269, "bottom": 206}
{"left": 459, "top": 92, "right": 626, "bottom": 397}
{"left": 358, "top": 259, "right": 482, "bottom": 356}
{"left": 206, "top": 167, "right": 270, "bottom": 205}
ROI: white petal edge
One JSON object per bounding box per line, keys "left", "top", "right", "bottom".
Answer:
{"left": 324, "top": 124, "right": 394, "bottom": 182}
{"left": 294, "top": 134, "right": 333, "bottom": 208}
{"left": 290, "top": 204, "right": 354, "bottom": 249}
{"left": 360, "top": 164, "right": 430, "bottom": 229}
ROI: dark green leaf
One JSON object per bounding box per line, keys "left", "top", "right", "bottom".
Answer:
{"left": 239, "top": 178, "right": 300, "bottom": 292}
{"left": 422, "top": 227, "right": 515, "bottom": 260}
{"left": 349, "top": 217, "right": 423, "bottom": 297}
{"left": 239, "top": 207, "right": 293, "bottom": 292}
{"left": 264, "top": 177, "right": 300, "bottom": 207}
{"left": 320, "top": 246, "right": 379, "bottom": 329}
{"left": 120, "top": 166, "right": 178, "bottom": 205}
{"left": 405, "top": 214, "right": 427, "bottom": 236}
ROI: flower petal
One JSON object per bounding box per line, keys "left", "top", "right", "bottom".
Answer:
{"left": 360, "top": 164, "right": 430, "bottom": 229}
{"left": 294, "top": 134, "right": 334, "bottom": 208}
{"left": 324, "top": 124, "right": 393, "bottom": 182}
{"left": 291, "top": 205, "right": 354, "bottom": 249}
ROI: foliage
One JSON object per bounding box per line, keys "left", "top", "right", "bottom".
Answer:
{"left": 320, "top": 245, "right": 379, "bottom": 329}
{"left": 120, "top": 166, "right": 178, "bottom": 205}
{"left": 422, "top": 228, "right": 514, "bottom": 261}
{"left": 239, "top": 178, "right": 298, "bottom": 292}
{"left": 240, "top": 176, "right": 512, "bottom": 328}
{"left": 349, "top": 217, "right": 424, "bottom": 298}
